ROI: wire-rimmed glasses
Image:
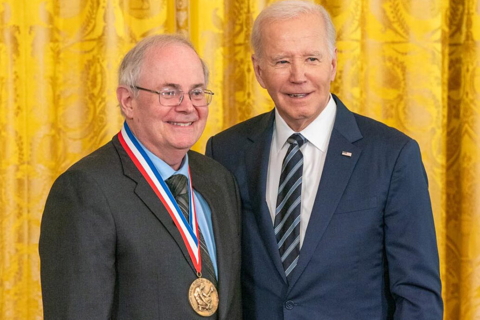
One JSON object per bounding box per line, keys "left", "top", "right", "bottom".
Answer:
{"left": 132, "top": 86, "right": 214, "bottom": 107}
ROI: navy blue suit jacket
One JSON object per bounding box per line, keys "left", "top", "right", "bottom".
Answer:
{"left": 206, "top": 95, "right": 442, "bottom": 320}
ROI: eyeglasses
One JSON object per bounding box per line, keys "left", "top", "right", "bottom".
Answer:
{"left": 132, "top": 86, "right": 214, "bottom": 107}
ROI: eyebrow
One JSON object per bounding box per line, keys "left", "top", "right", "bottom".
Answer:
{"left": 270, "top": 55, "right": 289, "bottom": 61}
{"left": 161, "top": 83, "right": 205, "bottom": 90}
{"left": 270, "top": 51, "right": 323, "bottom": 60}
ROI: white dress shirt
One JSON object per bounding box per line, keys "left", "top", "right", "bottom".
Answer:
{"left": 266, "top": 95, "right": 337, "bottom": 247}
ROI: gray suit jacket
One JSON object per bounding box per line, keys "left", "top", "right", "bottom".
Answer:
{"left": 40, "top": 135, "right": 242, "bottom": 320}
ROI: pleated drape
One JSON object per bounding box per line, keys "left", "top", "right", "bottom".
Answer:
{"left": 0, "top": 0, "right": 479, "bottom": 319}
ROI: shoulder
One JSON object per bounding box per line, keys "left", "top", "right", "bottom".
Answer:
{"left": 211, "top": 111, "right": 273, "bottom": 141}
{"left": 188, "top": 150, "right": 232, "bottom": 176}
{"left": 66, "top": 140, "right": 120, "bottom": 174}
{"left": 332, "top": 95, "right": 420, "bottom": 161}
{"left": 354, "top": 113, "right": 411, "bottom": 144}
{"left": 188, "top": 151, "right": 239, "bottom": 195}
{"left": 52, "top": 140, "right": 123, "bottom": 190}
{"left": 44, "top": 140, "right": 126, "bottom": 211}
{"left": 348, "top": 113, "right": 424, "bottom": 169}
{"left": 333, "top": 94, "right": 412, "bottom": 148}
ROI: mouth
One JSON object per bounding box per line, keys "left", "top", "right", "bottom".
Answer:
{"left": 286, "top": 93, "right": 310, "bottom": 98}
{"left": 168, "top": 122, "right": 193, "bottom": 127}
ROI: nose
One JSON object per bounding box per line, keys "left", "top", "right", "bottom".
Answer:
{"left": 289, "top": 61, "right": 307, "bottom": 83}
{"left": 175, "top": 92, "right": 195, "bottom": 112}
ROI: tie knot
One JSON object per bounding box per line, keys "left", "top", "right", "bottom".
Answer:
{"left": 287, "top": 133, "right": 306, "bottom": 148}
{"left": 165, "top": 174, "right": 188, "bottom": 197}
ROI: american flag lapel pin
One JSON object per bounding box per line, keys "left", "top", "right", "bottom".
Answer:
{"left": 342, "top": 151, "right": 352, "bottom": 157}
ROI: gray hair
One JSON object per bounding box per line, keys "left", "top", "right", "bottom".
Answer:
{"left": 118, "top": 34, "right": 209, "bottom": 90}
{"left": 251, "top": 0, "right": 336, "bottom": 58}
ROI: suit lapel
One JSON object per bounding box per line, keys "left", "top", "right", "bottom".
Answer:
{"left": 244, "top": 111, "right": 289, "bottom": 282}
{"left": 288, "top": 97, "right": 364, "bottom": 289}
{"left": 112, "top": 136, "right": 197, "bottom": 274}
{"left": 189, "top": 151, "right": 236, "bottom": 318}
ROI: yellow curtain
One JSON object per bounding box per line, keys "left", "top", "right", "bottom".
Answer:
{"left": 0, "top": 0, "right": 479, "bottom": 318}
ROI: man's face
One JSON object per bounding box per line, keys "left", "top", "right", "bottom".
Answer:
{"left": 119, "top": 43, "right": 208, "bottom": 167}
{"left": 253, "top": 13, "right": 337, "bottom": 132}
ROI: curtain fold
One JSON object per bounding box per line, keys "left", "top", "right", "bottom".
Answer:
{"left": 0, "top": 0, "right": 479, "bottom": 318}
{"left": 444, "top": 1, "right": 480, "bottom": 318}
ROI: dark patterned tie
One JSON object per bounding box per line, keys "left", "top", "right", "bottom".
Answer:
{"left": 165, "top": 174, "right": 217, "bottom": 285}
{"left": 274, "top": 133, "right": 307, "bottom": 280}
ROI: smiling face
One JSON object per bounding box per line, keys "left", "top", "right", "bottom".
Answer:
{"left": 117, "top": 43, "right": 208, "bottom": 169}
{"left": 252, "top": 12, "right": 337, "bottom": 132}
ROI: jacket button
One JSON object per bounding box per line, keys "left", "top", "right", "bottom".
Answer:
{"left": 285, "top": 301, "right": 295, "bottom": 310}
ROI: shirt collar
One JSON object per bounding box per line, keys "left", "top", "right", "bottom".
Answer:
{"left": 136, "top": 139, "right": 189, "bottom": 180}
{"left": 273, "top": 94, "right": 337, "bottom": 153}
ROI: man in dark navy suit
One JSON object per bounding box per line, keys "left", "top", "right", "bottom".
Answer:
{"left": 206, "top": 1, "right": 442, "bottom": 319}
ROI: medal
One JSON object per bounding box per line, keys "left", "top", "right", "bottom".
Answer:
{"left": 189, "top": 277, "right": 219, "bottom": 317}
{"left": 118, "top": 122, "right": 219, "bottom": 316}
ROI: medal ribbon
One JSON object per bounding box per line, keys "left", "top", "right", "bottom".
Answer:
{"left": 118, "top": 122, "right": 202, "bottom": 273}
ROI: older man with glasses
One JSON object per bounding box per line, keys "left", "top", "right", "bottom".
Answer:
{"left": 39, "top": 34, "right": 242, "bottom": 320}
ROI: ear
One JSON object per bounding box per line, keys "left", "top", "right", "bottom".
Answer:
{"left": 329, "top": 48, "right": 338, "bottom": 82}
{"left": 252, "top": 54, "right": 267, "bottom": 89}
{"left": 117, "top": 85, "right": 134, "bottom": 119}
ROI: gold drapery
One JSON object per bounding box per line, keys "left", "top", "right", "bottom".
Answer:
{"left": 1, "top": 0, "right": 479, "bottom": 318}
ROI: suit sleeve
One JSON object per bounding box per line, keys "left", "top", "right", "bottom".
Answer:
{"left": 39, "top": 170, "right": 116, "bottom": 320}
{"left": 224, "top": 169, "right": 243, "bottom": 320}
{"left": 205, "top": 137, "right": 214, "bottom": 158}
{"left": 384, "top": 139, "right": 443, "bottom": 319}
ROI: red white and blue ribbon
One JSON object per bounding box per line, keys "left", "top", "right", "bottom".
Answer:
{"left": 118, "top": 122, "right": 202, "bottom": 273}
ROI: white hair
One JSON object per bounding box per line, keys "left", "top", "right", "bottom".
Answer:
{"left": 251, "top": 0, "right": 336, "bottom": 58}
{"left": 118, "top": 34, "right": 209, "bottom": 89}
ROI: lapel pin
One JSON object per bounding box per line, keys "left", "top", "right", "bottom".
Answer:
{"left": 342, "top": 151, "right": 352, "bottom": 157}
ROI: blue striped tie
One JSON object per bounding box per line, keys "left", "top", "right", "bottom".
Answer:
{"left": 274, "top": 133, "right": 306, "bottom": 280}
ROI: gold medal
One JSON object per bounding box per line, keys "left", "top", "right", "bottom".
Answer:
{"left": 188, "top": 277, "right": 219, "bottom": 317}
